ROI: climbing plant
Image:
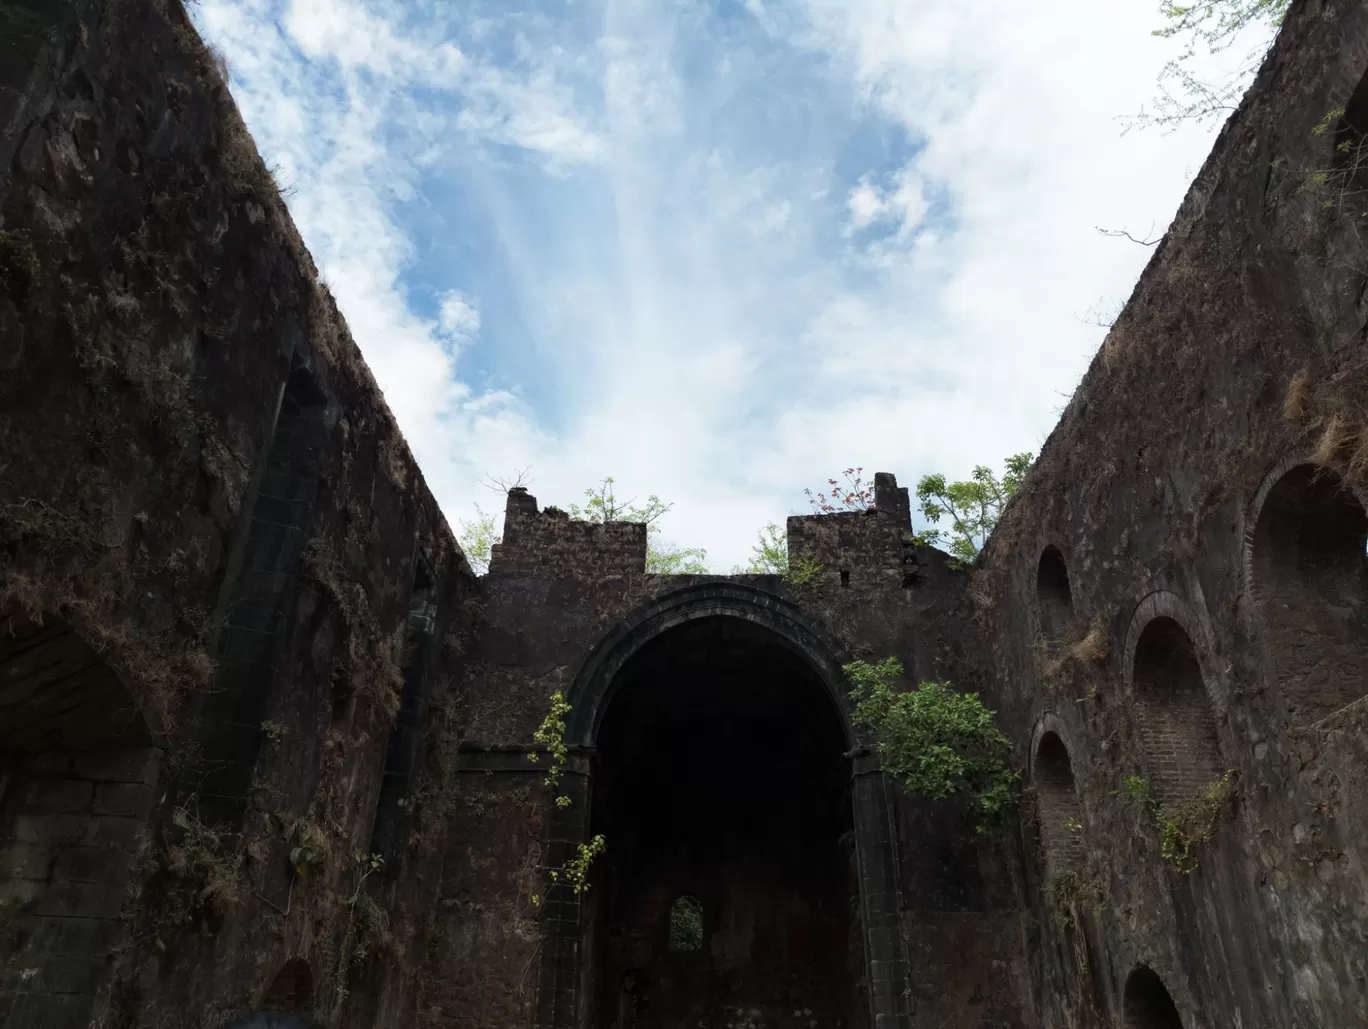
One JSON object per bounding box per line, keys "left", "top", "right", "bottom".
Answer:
{"left": 1113, "top": 770, "right": 1238, "bottom": 873}
{"left": 532, "top": 833, "right": 607, "bottom": 908}
{"left": 845, "top": 658, "right": 1018, "bottom": 832}
{"left": 530, "top": 690, "right": 573, "bottom": 808}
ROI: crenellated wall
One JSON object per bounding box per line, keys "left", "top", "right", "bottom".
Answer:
{"left": 3, "top": 1, "right": 1368, "bottom": 1028}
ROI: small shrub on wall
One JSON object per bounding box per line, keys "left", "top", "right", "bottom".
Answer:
{"left": 845, "top": 658, "right": 1018, "bottom": 832}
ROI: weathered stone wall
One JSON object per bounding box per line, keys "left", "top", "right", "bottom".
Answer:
{"left": 972, "top": 2, "right": 1368, "bottom": 1027}
{"left": 446, "top": 483, "right": 1023, "bottom": 1029}
{"left": 6, "top": 0, "right": 1368, "bottom": 1027}
{"left": 1, "top": 2, "right": 475, "bottom": 1026}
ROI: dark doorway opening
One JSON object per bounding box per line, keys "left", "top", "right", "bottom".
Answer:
{"left": 589, "top": 616, "right": 861, "bottom": 1029}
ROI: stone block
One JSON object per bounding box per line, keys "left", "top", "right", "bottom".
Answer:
{"left": 52, "top": 844, "right": 128, "bottom": 885}
{"left": 0, "top": 842, "right": 53, "bottom": 881}
{"left": 91, "top": 782, "right": 154, "bottom": 819}
{"left": 0, "top": 877, "right": 41, "bottom": 909}
{"left": 1, "top": 989, "right": 95, "bottom": 1029}
{"left": 72, "top": 748, "right": 162, "bottom": 785}
{"left": 9, "top": 814, "right": 85, "bottom": 846}
{"left": 21, "top": 779, "right": 93, "bottom": 814}
{"left": 29, "top": 955, "right": 104, "bottom": 995}
{"left": 25, "top": 916, "right": 123, "bottom": 956}
{"left": 82, "top": 816, "right": 144, "bottom": 850}
{"left": 20, "top": 753, "right": 72, "bottom": 776}
{"left": 32, "top": 880, "right": 126, "bottom": 919}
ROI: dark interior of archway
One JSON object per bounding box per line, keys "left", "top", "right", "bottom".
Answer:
{"left": 1252, "top": 464, "right": 1368, "bottom": 722}
{"left": 590, "top": 616, "right": 861, "bottom": 1029}
{"left": 1122, "top": 966, "right": 1185, "bottom": 1029}
{"left": 0, "top": 615, "right": 151, "bottom": 753}
{"left": 1036, "top": 546, "right": 1074, "bottom": 644}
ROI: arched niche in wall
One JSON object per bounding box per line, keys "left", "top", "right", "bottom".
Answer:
{"left": 1122, "top": 966, "right": 1186, "bottom": 1029}
{"left": 1247, "top": 458, "right": 1368, "bottom": 724}
{"left": 369, "top": 555, "right": 437, "bottom": 879}
{"left": 1332, "top": 63, "right": 1368, "bottom": 190}
{"left": 1036, "top": 545, "right": 1076, "bottom": 645}
{"left": 261, "top": 957, "right": 314, "bottom": 1013}
{"left": 0, "top": 613, "right": 162, "bottom": 1029}
{"left": 1124, "top": 593, "right": 1223, "bottom": 805}
{"left": 1033, "top": 729, "right": 1084, "bottom": 880}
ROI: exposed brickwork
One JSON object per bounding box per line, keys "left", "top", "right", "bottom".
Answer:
{"left": 0, "top": 744, "right": 162, "bottom": 1027}
{"left": 5, "top": 1, "right": 1368, "bottom": 1028}
{"left": 1248, "top": 461, "right": 1368, "bottom": 724}
{"left": 1129, "top": 614, "right": 1224, "bottom": 805}
{"left": 1033, "top": 733, "right": 1084, "bottom": 880}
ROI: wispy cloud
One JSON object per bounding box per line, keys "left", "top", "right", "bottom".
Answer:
{"left": 194, "top": 0, "right": 1258, "bottom": 570}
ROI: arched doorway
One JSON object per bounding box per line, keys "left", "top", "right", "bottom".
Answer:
{"left": 533, "top": 584, "right": 911, "bottom": 1029}
{"left": 593, "top": 616, "right": 856, "bottom": 1028}
{"left": 0, "top": 613, "right": 161, "bottom": 1028}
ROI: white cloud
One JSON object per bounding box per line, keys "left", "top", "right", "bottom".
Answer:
{"left": 191, "top": 0, "right": 1279, "bottom": 572}
{"left": 438, "top": 291, "right": 481, "bottom": 341}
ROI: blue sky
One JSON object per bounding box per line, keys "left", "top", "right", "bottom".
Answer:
{"left": 193, "top": 0, "right": 1268, "bottom": 570}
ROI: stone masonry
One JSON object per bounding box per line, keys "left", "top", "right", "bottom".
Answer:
{"left": 2, "top": 0, "right": 1368, "bottom": 1028}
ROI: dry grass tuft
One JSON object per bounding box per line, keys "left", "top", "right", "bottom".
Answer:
{"left": 1345, "top": 419, "right": 1368, "bottom": 485}
{"left": 1283, "top": 369, "right": 1310, "bottom": 425}
{"left": 1311, "top": 412, "right": 1350, "bottom": 467}
{"left": 1071, "top": 624, "right": 1109, "bottom": 666}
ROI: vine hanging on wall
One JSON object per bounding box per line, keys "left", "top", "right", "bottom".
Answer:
{"left": 530, "top": 690, "right": 573, "bottom": 808}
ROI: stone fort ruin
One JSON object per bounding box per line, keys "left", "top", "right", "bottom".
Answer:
{"left": 2, "top": 1, "right": 1368, "bottom": 1027}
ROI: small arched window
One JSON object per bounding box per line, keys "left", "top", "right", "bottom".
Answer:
{"left": 1034, "top": 732, "right": 1084, "bottom": 879}
{"left": 1132, "top": 617, "right": 1222, "bottom": 804}
{"left": 1122, "top": 966, "right": 1185, "bottom": 1029}
{"left": 1251, "top": 463, "right": 1368, "bottom": 723}
{"left": 668, "top": 895, "right": 703, "bottom": 952}
{"left": 1036, "top": 545, "right": 1075, "bottom": 644}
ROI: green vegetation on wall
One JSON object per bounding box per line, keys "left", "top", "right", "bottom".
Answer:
{"left": 845, "top": 657, "right": 1018, "bottom": 832}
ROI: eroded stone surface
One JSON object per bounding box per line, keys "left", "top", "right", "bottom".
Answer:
{"left": 1, "top": 1, "right": 1367, "bottom": 1028}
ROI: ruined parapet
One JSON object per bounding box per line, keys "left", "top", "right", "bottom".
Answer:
{"left": 786, "top": 471, "right": 919, "bottom": 589}
{"left": 488, "top": 486, "right": 648, "bottom": 577}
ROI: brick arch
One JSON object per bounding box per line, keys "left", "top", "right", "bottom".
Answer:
{"left": 1035, "top": 543, "right": 1076, "bottom": 645}
{"left": 565, "top": 581, "right": 858, "bottom": 749}
{"left": 1029, "top": 714, "right": 1085, "bottom": 879}
{"left": 1122, "top": 592, "right": 1224, "bottom": 804}
{"left": 1121, "top": 965, "right": 1186, "bottom": 1029}
{"left": 1244, "top": 452, "right": 1368, "bottom": 723}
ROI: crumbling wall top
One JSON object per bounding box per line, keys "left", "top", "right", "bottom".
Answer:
{"left": 489, "top": 486, "right": 648, "bottom": 577}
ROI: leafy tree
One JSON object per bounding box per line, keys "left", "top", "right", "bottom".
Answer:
{"left": 457, "top": 504, "right": 498, "bottom": 575}
{"left": 741, "top": 521, "right": 788, "bottom": 574}
{"left": 1128, "top": 0, "right": 1289, "bottom": 133}
{"left": 910, "top": 453, "right": 1033, "bottom": 563}
{"left": 569, "top": 477, "right": 708, "bottom": 575}
{"left": 846, "top": 658, "right": 1018, "bottom": 833}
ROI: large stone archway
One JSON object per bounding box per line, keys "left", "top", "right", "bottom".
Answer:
{"left": 533, "top": 583, "right": 911, "bottom": 1029}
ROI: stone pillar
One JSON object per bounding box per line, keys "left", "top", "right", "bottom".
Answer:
{"left": 852, "top": 751, "right": 913, "bottom": 1029}
{"left": 532, "top": 759, "right": 593, "bottom": 1029}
